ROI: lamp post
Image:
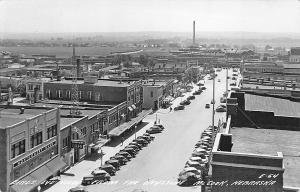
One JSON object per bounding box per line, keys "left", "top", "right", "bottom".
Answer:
{"left": 99, "top": 148, "right": 105, "bottom": 166}
{"left": 212, "top": 70, "right": 215, "bottom": 128}
{"left": 134, "top": 125, "right": 137, "bottom": 139}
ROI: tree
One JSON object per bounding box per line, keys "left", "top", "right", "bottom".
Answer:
{"left": 184, "top": 67, "right": 200, "bottom": 83}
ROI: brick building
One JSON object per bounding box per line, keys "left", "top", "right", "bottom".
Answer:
{"left": 0, "top": 107, "right": 64, "bottom": 192}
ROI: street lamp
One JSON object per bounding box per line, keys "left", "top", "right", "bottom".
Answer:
{"left": 212, "top": 70, "right": 215, "bottom": 128}
{"left": 134, "top": 125, "right": 137, "bottom": 139}
{"left": 99, "top": 148, "right": 105, "bottom": 166}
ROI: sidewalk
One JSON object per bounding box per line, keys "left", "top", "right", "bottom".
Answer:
{"left": 44, "top": 84, "right": 199, "bottom": 192}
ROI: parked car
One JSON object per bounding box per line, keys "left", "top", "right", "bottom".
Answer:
{"left": 218, "top": 79, "right": 221, "bottom": 82}
{"left": 105, "top": 159, "right": 120, "bottom": 170}
{"left": 127, "top": 145, "right": 140, "bottom": 152}
{"left": 121, "top": 147, "right": 138, "bottom": 156}
{"left": 216, "top": 105, "right": 226, "bottom": 112}
{"left": 143, "top": 133, "right": 155, "bottom": 140}
{"left": 180, "top": 100, "right": 191, "bottom": 105}
{"left": 201, "top": 87, "right": 206, "bottom": 90}
{"left": 129, "top": 141, "right": 143, "bottom": 149}
{"left": 205, "top": 104, "right": 210, "bottom": 108}
{"left": 110, "top": 155, "right": 128, "bottom": 165}
{"left": 133, "top": 138, "right": 149, "bottom": 146}
{"left": 68, "top": 186, "right": 88, "bottom": 192}
{"left": 137, "top": 135, "right": 152, "bottom": 142}
{"left": 146, "top": 127, "right": 162, "bottom": 134}
{"left": 178, "top": 172, "right": 202, "bottom": 186}
{"left": 232, "top": 77, "right": 237, "bottom": 80}
{"left": 154, "top": 124, "right": 165, "bottom": 129}
{"left": 116, "top": 151, "right": 133, "bottom": 159}
{"left": 187, "top": 95, "right": 195, "bottom": 100}
{"left": 178, "top": 167, "right": 202, "bottom": 177}
{"left": 230, "top": 82, "right": 236, "bottom": 86}
{"left": 174, "top": 105, "right": 185, "bottom": 111}
{"left": 99, "top": 164, "right": 116, "bottom": 176}
{"left": 82, "top": 170, "right": 110, "bottom": 185}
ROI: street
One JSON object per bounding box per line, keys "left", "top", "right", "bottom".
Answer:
{"left": 84, "top": 69, "right": 230, "bottom": 192}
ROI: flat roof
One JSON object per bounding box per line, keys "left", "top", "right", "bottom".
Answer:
{"left": 60, "top": 117, "right": 81, "bottom": 129}
{"left": 0, "top": 108, "right": 49, "bottom": 128}
{"left": 231, "top": 127, "right": 300, "bottom": 188}
{"left": 245, "top": 93, "right": 300, "bottom": 118}
{"left": 48, "top": 79, "right": 133, "bottom": 87}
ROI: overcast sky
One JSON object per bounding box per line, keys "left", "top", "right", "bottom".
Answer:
{"left": 0, "top": 0, "right": 300, "bottom": 33}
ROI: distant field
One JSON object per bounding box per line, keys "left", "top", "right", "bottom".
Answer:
{"left": 0, "top": 46, "right": 171, "bottom": 58}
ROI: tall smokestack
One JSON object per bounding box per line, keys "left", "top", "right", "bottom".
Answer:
{"left": 193, "top": 21, "right": 195, "bottom": 45}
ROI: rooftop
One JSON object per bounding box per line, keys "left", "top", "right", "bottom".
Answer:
{"left": 245, "top": 93, "right": 300, "bottom": 118}
{"left": 0, "top": 108, "right": 49, "bottom": 128}
{"left": 231, "top": 127, "right": 300, "bottom": 187}
{"left": 48, "top": 79, "right": 134, "bottom": 87}
{"left": 60, "top": 117, "right": 82, "bottom": 129}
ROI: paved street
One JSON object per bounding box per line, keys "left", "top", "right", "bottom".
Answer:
{"left": 83, "top": 69, "right": 230, "bottom": 192}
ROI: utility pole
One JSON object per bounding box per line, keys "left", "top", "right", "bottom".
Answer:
{"left": 212, "top": 70, "right": 215, "bottom": 128}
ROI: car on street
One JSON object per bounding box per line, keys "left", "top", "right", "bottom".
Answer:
{"left": 230, "top": 82, "right": 236, "bottom": 86}
{"left": 216, "top": 105, "right": 226, "bottom": 112}
{"left": 110, "top": 154, "right": 129, "bottom": 165}
{"left": 98, "top": 164, "right": 116, "bottom": 176}
{"left": 233, "top": 73, "right": 238, "bottom": 76}
{"left": 129, "top": 141, "right": 143, "bottom": 149}
{"left": 205, "top": 104, "right": 210, "bottom": 108}
{"left": 232, "top": 77, "right": 237, "bottom": 80}
{"left": 143, "top": 133, "right": 155, "bottom": 140}
{"left": 177, "top": 172, "right": 202, "bottom": 186}
{"left": 105, "top": 159, "right": 120, "bottom": 170}
{"left": 133, "top": 138, "right": 149, "bottom": 146}
{"left": 180, "top": 100, "right": 191, "bottom": 105}
{"left": 178, "top": 167, "right": 202, "bottom": 177}
{"left": 68, "top": 186, "right": 88, "bottom": 192}
{"left": 187, "top": 95, "right": 195, "bottom": 100}
{"left": 174, "top": 105, "right": 185, "bottom": 111}
{"left": 201, "top": 86, "right": 206, "bottom": 90}
{"left": 82, "top": 169, "right": 111, "bottom": 185}
{"left": 121, "top": 147, "right": 138, "bottom": 156}
{"left": 137, "top": 135, "right": 152, "bottom": 142}
{"left": 117, "top": 151, "right": 133, "bottom": 159}
{"left": 128, "top": 142, "right": 142, "bottom": 149}
{"left": 218, "top": 79, "right": 221, "bottom": 82}
{"left": 153, "top": 124, "right": 165, "bottom": 129}
{"left": 146, "top": 126, "right": 162, "bottom": 134}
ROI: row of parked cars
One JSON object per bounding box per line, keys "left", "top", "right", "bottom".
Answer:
{"left": 177, "top": 126, "right": 215, "bottom": 186}
{"left": 80, "top": 125, "right": 165, "bottom": 186}
{"left": 174, "top": 86, "right": 206, "bottom": 111}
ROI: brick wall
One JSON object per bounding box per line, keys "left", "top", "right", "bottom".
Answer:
{"left": 0, "top": 129, "right": 7, "bottom": 192}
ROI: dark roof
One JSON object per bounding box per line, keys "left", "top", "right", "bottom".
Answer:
{"left": 245, "top": 94, "right": 300, "bottom": 118}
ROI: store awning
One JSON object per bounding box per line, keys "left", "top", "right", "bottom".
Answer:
{"left": 128, "top": 106, "right": 133, "bottom": 111}
{"left": 131, "top": 104, "right": 137, "bottom": 109}
{"left": 11, "top": 157, "right": 66, "bottom": 192}
{"left": 108, "top": 109, "right": 152, "bottom": 137}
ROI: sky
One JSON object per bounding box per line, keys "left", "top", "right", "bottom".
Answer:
{"left": 0, "top": 0, "right": 300, "bottom": 33}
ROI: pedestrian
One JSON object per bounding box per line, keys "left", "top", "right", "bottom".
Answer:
{"left": 170, "top": 107, "right": 172, "bottom": 112}
{"left": 121, "top": 136, "right": 124, "bottom": 146}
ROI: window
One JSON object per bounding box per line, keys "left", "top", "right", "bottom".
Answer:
{"left": 62, "top": 136, "right": 71, "bottom": 148}
{"left": 47, "top": 125, "right": 57, "bottom": 139}
{"left": 88, "top": 91, "right": 92, "bottom": 100}
{"left": 35, "top": 85, "right": 40, "bottom": 90}
{"left": 81, "top": 127, "right": 87, "bottom": 135}
{"left": 66, "top": 90, "right": 71, "bottom": 99}
{"left": 11, "top": 140, "right": 26, "bottom": 159}
{"left": 28, "top": 84, "right": 33, "bottom": 90}
{"left": 150, "top": 91, "right": 153, "bottom": 98}
{"left": 30, "top": 132, "right": 43, "bottom": 148}
{"left": 46, "top": 90, "right": 51, "bottom": 98}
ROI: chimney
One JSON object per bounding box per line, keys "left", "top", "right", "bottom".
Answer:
{"left": 193, "top": 21, "right": 195, "bottom": 45}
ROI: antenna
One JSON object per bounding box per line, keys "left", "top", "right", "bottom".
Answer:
{"left": 70, "top": 44, "right": 81, "bottom": 116}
